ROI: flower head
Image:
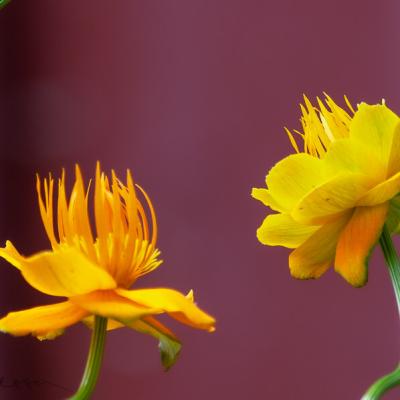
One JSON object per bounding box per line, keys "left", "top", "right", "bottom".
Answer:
{"left": 252, "top": 94, "right": 400, "bottom": 286}
{"left": 0, "top": 163, "right": 215, "bottom": 368}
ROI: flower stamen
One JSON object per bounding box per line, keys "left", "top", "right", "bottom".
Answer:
{"left": 286, "top": 94, "right": 354, "bottom": 158}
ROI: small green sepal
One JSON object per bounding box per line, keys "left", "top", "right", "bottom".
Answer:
{"left": 158, "top": 334, "right": 182, "bottom": 371}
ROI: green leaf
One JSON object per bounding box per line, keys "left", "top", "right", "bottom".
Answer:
{"left": 0, "top": 0, "right": 11, "bottom": 10}
{"left": 158, "top": 334, "right": 181, "bottom": 371}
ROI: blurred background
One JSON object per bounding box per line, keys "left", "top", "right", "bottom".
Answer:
{"left": 1, "top": 1, "right": 400, "bottom": 399}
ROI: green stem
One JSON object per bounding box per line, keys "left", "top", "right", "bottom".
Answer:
{"left": 380, "top": 225, "right": 400, "bottom": 314}
{"left": 68, "top": 316, "right": 108, "bottom": 400}
{"left": 362, "top": 225, "right": 400, "bottom": 400}
{"left": 362, "top": 364, "right": 400, "bottom": 400}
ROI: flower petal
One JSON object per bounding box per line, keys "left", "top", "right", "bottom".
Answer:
{"left": 83, "top": 314, "right": 178, "bottom": 347}
{"left": 82, "top": 316, "right": 123, "bottom": 331}
{"left": 323, "top": 138, "right": 385, "bottom": 182}
{"left": 256, "top": 213, "right": 319, "bottom": 249}
{"left": 266, "top": 153, "right": 327, "bottom": 212}
{"left": 1, "top": 245, "right": 117, "bottom": 297}
{"left": 117, "top": 288, "right": 216, "bottom": 332}
{"left": 350, "top": 103, "right": 399, "bottom": 169}
{"left": 0, "top": 241, "right": 25, "bottom": 270}
{"left": 387, "top": 121, "right": 400, "bottom": 177}
{"left": 289, "top": 213, "right": 350, "bottom": 280}
{"left": 251, "top": 188, "right": 282, "bottom": 212}
{"left": 335, "top": 203, "right": 388, "bottom": 287}
{"left": 71, "top": 290, "right": 160, "bottom": 323}
{"left": 357, "top": 171, "right": 400, "bottom": 206}
{"left": 0, "top": 301, "right": 88, "bottom": 338}
{"left": 130, "top": 315, "right": 177, "bottom": 340}
{"left": 292, "top": 173, "right": 371, "bottom": 224}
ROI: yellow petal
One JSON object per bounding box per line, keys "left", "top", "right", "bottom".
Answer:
{"left": 130, "top": 315, "right": 178, "bottom": 340}
{"left": 117, "top": 288, "right": 216, "bottom": 332}
{"left": 251, "top": 188, "right": 282, "bottom": 212}
{"left": 357, "top": 171, "right": 400, "bottom": 206}
{"left": 84, "top": 314, "right": 177, "bottom": 344}
{"left": 350, "top": 103, "right": 399, "bottom": 169}
{"left": 0, "top": 301, "right": 88, "bottom": 338}
{"left": 335, "top": 203, "right": 388, "bottom": 287}
{"left": 71, "top": 290, "right": 160, "bottom": 323}
{"left": 256, "top": 213, "right": 319, "bottom": 249}
{"left": 82, "top": 316, "right": 123, "bottom": 331}
{"left": 387, "top": 121, "right": 400, "bottom": 177}
{"left": 266, "top": 153, "right": 327, "bottom": 213}
{"left": 0, "top": 244, "right": 117, "bottom": 297}
{"left": 323, "top": 137, "right": 385, "bottom": 182}
{"left": 292, "top": 172, "right": 371, "bottom": 224}
{"left": 289, "top": 213, "right": 350, "bottom": 280}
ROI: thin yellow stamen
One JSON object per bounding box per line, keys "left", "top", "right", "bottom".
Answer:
{"left": 94, "top": 164, "right": 109, "bottom": 267}
{"left": 284, "top": 127, "right": 300, "bottom": 154}
{"left": 35, "top": 163, "right": 163, "bottom": 287}
{"left": 136, "top": 184, "right": 158, "bottom": 248}
{"left": 36, "top": 175, "right": 57, "bottom": 248}
{"left": 73, "top": 166, "right": 96, "bottom": 262}
{"left": 286, "top": 94, "right": 355, "bottom": 158}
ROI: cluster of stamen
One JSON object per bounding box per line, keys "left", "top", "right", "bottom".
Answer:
{"left": 36, "top": 164, "right": 162, "bottom": 288}
{"left": 285, "top": 93, "right": 354, "bottom": 158}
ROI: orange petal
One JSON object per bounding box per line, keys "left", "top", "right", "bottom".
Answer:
{"left": 83, "top": 314, "right": 176, "bottom": 341}
{"left": 0, "top": 301, "right": 88, "bottom": 339}
{"left": 82, "top": 316, "right": 123, "bottom": 331}
{"left": 0, "top": 243, "right": 116, "bottom": 297}
{"left": 70, "top": 290, "right": 160, "bottom": 323}
{"left": 117, "top": 288, "right": 216, "bottom": 332}
{"left": 335, "top": 203, "right": 388, "bottom": 287}
{"left": 289, "top": 212, "right": 351, "bottom": 280}
{"left": 132, "top": 315, "right": 178, "bottom": 340}
{"left": 0, "top": 241, "right": 24, "bottom": 270}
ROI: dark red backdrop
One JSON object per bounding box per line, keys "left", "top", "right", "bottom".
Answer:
{"left": 1, "top": 1, "right": 400, "bottom": 399}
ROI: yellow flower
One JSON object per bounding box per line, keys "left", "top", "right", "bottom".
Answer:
{"left": 0, "top": 163, "right": 215, "bottom": 367}
{"left": 252, "top": 94, "right": 400, "bottom": 287}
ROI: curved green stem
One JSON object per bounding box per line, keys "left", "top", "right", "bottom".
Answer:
{"left": 362, "top": 225, "right": 400, "bottom": 400}
{"left": 68, "top": 316, "right": 108, "bottom": 400}
{"left": 380, "top": 225, "right": 400, "bottom": 314}
{"left": 362, "top": 364, "right": 400, "bottom": 400}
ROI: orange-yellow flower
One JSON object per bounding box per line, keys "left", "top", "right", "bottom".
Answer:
{"left": 0, "top": 163, "right": 215, "bottom": 367}
{"left": 252, "top": 94, "right": 400, "bottom": 286}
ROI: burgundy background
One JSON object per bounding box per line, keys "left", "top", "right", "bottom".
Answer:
{"left": 1, "top": 1, "right": 400, "bottom": 399}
